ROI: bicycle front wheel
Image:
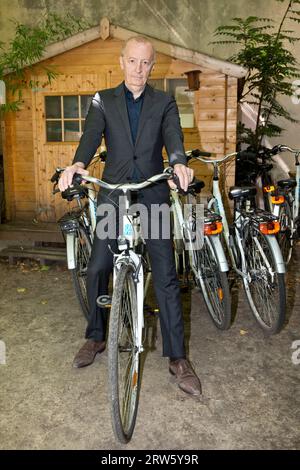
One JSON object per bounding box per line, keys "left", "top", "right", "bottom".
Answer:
{"left": 71, "top": 224, "right": 92, "bottom": 320}
{"left": 108, "top": 262, "right": 141, "bottom": 443}
{"left": 243, "top": 226, "right": 286, "bottom": 334}
{"left": 193, "top": 236, "right": 231, "bottom": 330}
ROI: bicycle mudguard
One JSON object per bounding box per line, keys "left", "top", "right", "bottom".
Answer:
{"left": 66, "top": 233, "right": 76, "bottom": 270}
{"left": 208, "top": 235, "right": 229, "bottom": 272}
{"left": 265, "top": 235, "right": 286, "bottom": 274}
{"left": 242, "top": 212, "right": 286, "bottom": 274}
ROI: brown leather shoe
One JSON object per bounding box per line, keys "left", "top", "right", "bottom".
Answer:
{"left": 169, "top": 359, "right": 202, "bottom": 396}
{"left": 73, "top": 339, "right": 106, "bottom": 368}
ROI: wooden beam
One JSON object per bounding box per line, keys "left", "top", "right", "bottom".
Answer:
{"left": 100, "top": 17, "right": 110, "bottom": 40}
{"left": 41, "top": 26, "right": 101, "bottom": 61}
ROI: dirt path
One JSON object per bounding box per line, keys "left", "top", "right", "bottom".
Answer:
{"left": 0, "top": 249, "right": 299, "bottom": 450}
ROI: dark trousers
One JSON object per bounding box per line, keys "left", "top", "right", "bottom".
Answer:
{"left": 85, "top": 192, "right": 186, "bottom": 358}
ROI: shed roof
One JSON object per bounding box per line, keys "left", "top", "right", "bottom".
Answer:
{"left": 17, "top": 18, "right": 246, "bottom": 79}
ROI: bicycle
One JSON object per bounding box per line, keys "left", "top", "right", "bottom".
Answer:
{"left": 51, "top": 154, "right": 105, "bottom": 319}
{"left": 169, "top": 163, "right": 232, "bottom": 330}
{"left": 54, "top": 166, "right": 179, "bottom": 443}
{"left": 272, "top": 144, "right": 300, "bottom": 263}
{"left": 187, "top": 149, "right": 286, "bottom": 335}
{"left": 236, "top": 145, "right": 299, "bottom": 264}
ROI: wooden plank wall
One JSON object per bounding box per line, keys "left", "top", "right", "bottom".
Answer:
{"left": 3, "top": 87, "right": 36, "bottom": 221}
{"left": 3, "top": 37, "right": 237, "bottom": 222}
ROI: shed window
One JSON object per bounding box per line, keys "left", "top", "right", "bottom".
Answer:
{"left": 45, "top": 95, "right": 93, "bottom": 142}
{"left": 148, "top": 78, "right": 195, "bottom": 128}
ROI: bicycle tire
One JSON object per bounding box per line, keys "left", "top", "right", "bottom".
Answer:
{"left": 242, "top": 225, "right": 286, "bottom": 334}
{"left": 70, "top": 224, "right": 92, "bottom": 321}
{"left": 193, "top": 236, "right": 232, "bottom": 330}
{"left": 108, "top": 262, "right": 141, "bottom": 443}
{"left": 277, "top": 200, "right": 293, "bottom": 265}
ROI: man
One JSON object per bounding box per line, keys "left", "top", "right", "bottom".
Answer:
{"left": 58, "top": 36, "right": 201, "bottom": 397}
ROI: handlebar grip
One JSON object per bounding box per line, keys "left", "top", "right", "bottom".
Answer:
{"left": 73, "top": 173, "right": 83, "bottom": 184}
{"left": 50, "top": 170, "right": 60, "bottom": 183}
{"left": 172, "top": 173, "right": 188, "bottom": 195}
{"left": 191, "top": 149, "right": 212, "bottom": 157}
{"left": 270, "top": 145, "right": 280, "bottom": 155}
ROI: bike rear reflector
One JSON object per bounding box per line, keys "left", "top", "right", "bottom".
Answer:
{"left": 259, "top": 221, "right": 280, "bottom": 234}
{"left": 263, "top": 185, "right": 275, "bottom": 193}
{"left": 271, "top": 195, "right": 285, "bottom": 204}
{"left": 204, "top": 221, "right": 223, "bottom": 235}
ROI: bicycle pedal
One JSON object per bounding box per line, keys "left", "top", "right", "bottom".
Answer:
{"left": 96, "top": 295, "right": 112, "bottom": 308}
{"left": 144, "top": 306, "right": 159, "bottom": 315}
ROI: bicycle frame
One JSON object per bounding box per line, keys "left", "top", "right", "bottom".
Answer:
{"left": 112, "top": 191, "right": 145, "bottom": 354}
{"left": 65, "top": 169, "right": 173, "bottom": 354}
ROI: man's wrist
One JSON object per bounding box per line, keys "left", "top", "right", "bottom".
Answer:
{"left": 73, "top": 162, "right": 85, "bottom": 169}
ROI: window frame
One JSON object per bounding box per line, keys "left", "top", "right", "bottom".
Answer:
{"left": 44, "top": 94, "right": 93, "bottom": 143}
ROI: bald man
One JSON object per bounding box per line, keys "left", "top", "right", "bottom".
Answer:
{"left": 59, "top": 36, "right": 201, "bottom": 397}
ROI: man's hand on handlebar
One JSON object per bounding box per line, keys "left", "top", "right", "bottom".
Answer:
{"left": 168, "top": 163, "right": 194, "bottom": 192}
{"left": 58, "top": 162, "right": 89, "bottom": 192}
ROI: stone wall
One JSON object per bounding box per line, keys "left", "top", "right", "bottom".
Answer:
{"left": 1, "top": 0, "right": 300, "bottom": 163}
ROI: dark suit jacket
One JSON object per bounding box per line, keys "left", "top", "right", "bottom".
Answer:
{"left": 73, "top": 82, "right": 186, "bottom": 205}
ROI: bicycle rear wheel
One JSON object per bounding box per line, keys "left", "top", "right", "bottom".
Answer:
{"left": 108, "top": 262, "right": 141, "bottom": 443}
{"left": 193, "top": 237, "right": 231, "bottom": 330}
{"left": 243, "top": 226, "right": 286, "bottom": 334}
{"left": 71, "top": 224, "right": 92, "bottom": 320}
{"left": 277, "top": 201, "right": 293, "bottom": 264}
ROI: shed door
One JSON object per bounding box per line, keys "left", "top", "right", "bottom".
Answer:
{"left": 32, "top": 73, "right": 106, "bottom": 222}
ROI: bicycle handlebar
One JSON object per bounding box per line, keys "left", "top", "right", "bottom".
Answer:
{"left": 52, "top": 167, "right": 174, "bottom": 195}
{"left": 191, "top": 151, "right": 238, "bottom": 165}
{"left": 185, "top": 149, "right": 212, "bottom": 159}
{"left": 275, "top": 144, "right": 300, "bottom": 154}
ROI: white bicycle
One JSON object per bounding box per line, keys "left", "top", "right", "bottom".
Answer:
{"left": 57, "top": 167, "right": 174, "bottom": 443}
{"left": 170, "top": 176, "right": 232, "bottom": 330}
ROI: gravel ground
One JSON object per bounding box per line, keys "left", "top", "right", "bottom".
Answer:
{"left": 0, "top": 247, "right": 299, "bottom": 450}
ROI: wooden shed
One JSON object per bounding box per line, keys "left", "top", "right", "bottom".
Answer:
{"left": 1, "top": 18, "right": 246, "bottom": 226}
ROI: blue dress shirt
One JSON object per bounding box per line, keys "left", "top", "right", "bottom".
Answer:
{"left": 124, "top": 84, "right": 145, "bottom": 181}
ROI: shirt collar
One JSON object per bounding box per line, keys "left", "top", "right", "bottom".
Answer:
{"left": 124, "top": 83, "right": 146, "bottom": 102}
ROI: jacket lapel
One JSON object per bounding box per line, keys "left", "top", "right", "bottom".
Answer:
{"left": 134, "top": 84, "right": 155, "bottom": 148}
{"left": 114, "top": 83, "right": 134, "bottom": 148}
{"left": 114, "top": 82, "right": 155, "bottom": 149}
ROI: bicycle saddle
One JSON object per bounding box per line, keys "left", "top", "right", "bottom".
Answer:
{"left": 228, "top": 186, "right": 257, "bottom": 200}
{"left": 277, "top": 178, "right": 297, "bottom": 189}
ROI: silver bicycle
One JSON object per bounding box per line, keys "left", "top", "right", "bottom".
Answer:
{"left": 57, "top": 167, "right": 173, "bottom": 443}
{"left": 187, "top": 149, "right": 286, "bottom": 334}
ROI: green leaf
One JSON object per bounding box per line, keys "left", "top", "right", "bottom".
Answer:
{"left": 1, "top": 13, "right": 89, "bottom": 112}
{"left": 40, "top": 265, "right": 50, "bottom": 271}
{"left": 212, "top": 4, "right": 300, "bottom": 149}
